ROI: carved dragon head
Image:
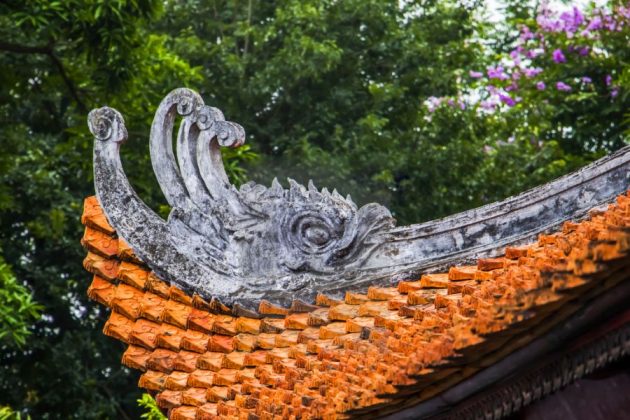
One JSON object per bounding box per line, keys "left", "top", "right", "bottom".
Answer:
{"left": 88, "top": 88, "right": 396, "bottom": 308}
{"left": 88, "top": 88, "right": 630, "bottom": 309}
{"left": 233, "top": 178, "right": 395, "bottom": 274}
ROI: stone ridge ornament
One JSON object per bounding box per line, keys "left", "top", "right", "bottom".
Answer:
{"left": 88, "top": 88, "right": 630, "bottom": 308}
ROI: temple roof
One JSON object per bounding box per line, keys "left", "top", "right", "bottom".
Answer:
{"left": 82, "top": 88, "right": 630, "bottom": 418}
{"left": 81, "top": 192, "right": 630, "bottom": 419}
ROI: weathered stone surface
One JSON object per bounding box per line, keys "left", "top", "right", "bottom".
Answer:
{"left": 89, "top": 88, "right": 630, "bottom": 307}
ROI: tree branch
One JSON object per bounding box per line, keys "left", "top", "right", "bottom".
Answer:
{"left": 243, "top": 0, "right": 253, "bottom": 57}
{"left": 0, "top": 40, "right": 87, "bottom": 112}
{"left": 0, "top": 41, "right": 52, "bottom": 55}
{"left": 98, "top": 383, "right": 133, "bottom": 420}
{"left": 47, "top": 52, "right": 87, "bottom": 112}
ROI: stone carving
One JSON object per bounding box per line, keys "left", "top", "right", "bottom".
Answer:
{"left": 89, "top": 88, "right": 630, "bottom": 308}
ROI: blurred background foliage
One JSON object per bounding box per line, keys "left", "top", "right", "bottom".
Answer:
{"left": 0, "top": 0, "right": 627, "bottom": 418}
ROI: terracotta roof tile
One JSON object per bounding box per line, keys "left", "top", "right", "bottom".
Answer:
{"left": 82, "top": 226, "right": 118, "bottom": 258}
{"left": 81, "top": 193, "right": 630, "bottom": 418}
{"left": 197, "top": 352, "right": 225, "bottom": 372}
{"left": 447, "top": 265, "right": 477, "bottom": 281}
{"left": 87, "top": 275, "right": 116, "bottom": 306}
{"left": 139, "top": 370, "right": 167, "bottom": 391}
{"left": 315, "top": 293, "right": 342, "bottom": 307}
{"left": 257, "top": 300, "right": 289, "bottom": 316}
{"left": 477, "top": 258, "right": 505, "bottom": 271}
{"left": 84, "top": 252, "right": 119, "bottom": 281}
{"left": 170, "top": 404, "right": 198, "bottom": 420}
{"left": 209, "top": 335, "right": 234, "bottom": 353}
{"left": 173, "top": 351, "right": 199, "bottom": 373}
{"left": 344, "top": 292, "right": 368, "bottom": 305}
{"left": 122, "top": 345, "right": 151, "bottom": 371}
{"left": 419, "top": 273, "right": 449, "bottom": 288}
{"left": 81, "top": 196, "right": 115, "bottom": 234}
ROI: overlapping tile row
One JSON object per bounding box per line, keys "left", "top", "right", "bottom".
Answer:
{"left": 81, "top": 192, "right": 630, "bottom": 419}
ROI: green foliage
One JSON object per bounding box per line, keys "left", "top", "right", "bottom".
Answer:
{"left": 0, "top": 259, "right": 42, "bottom": 348}
{"left": 0, "top": 405, "right": 30, "bottom": 420}
{"left": 137, "top": 394, "right": 166, "bottom": 420}
{"left": 0, "top": 407, "right": 13, "bottom": 420}
{"left": 0, "top": 1, "right": 201, "bottom": 418}
{"left": 157, "top": 0, "right": 487, "bottom": 222}
{"left": 468, "top": 1, "right": 629, "bottom": 154}
{"left": 0, "top": 1, "right": 627, "bottom": 418}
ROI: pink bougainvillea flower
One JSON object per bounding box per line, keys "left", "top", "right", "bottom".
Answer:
{"left": 605, "top": 75, "right": 612, "bottom": 86}
{"left": 556, "top": 81, "right": 572, "bottom": 91}
{"left": 552, "top": 49, "right": 566, "bottom": 63}
{"left": 469, "top": 70, "right": 483, "bottom": 78}
{"left": 537, "top": 10, "right": 562, "bottom": 33}
{"left": 426, "top": 96, "right": 443, "bottom": 112}
{"left": 573, "top": 7, "right": 585, "bottom": 25}
{"left": 480, "top": 100, "right": 497, "bottom": 110}
{"left": 603, "top": 15, "right": 616, "bottom": 31}
{"left": 559, "top": 7, "right": 584, "bottom": 34}
{"left": 536, "top": 81, "right": 546, "bottom": 90}
{"left": 578, "top": 47, "right": 590, "bottom": 56}
{"left": 499, "top": 93, "right": 516, "bottom": 107}
{"left": 524, "top": 67, "right": 543, "bottom": 78}
{"left": 581, "top": 76, "right": 592, "bottom": 84}
{"left": 586, "top": 16, "right": 603, "bottom": 31}
{"left": 505, "top": 82, "right": 518, "bottom": 92}
{"left": 487, "top": 66, "right": 508, "bottom": 80}
{"left": 611, "top": 87, "right": 619, "bottom": 98}
{"left": 526, "top": 49, "right": 544, "bottom": 59}
{"left": 519, "top": 25, "right": 535, "bottom": 41}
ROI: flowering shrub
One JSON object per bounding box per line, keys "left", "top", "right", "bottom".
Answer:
{"left": 426, "top": 1, "right": 629, "bottom": 153}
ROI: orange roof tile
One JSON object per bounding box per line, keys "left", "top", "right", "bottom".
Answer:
{"left": 81, "top": 192, "right": 630, "bottom": 418}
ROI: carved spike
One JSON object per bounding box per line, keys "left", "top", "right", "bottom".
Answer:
{"left": 332, "top": 189, "right": 345, "bottom": 202}
{"left": 271, "top": 178, "right": 283, "bottom": 194}
{"left": 308, "top": 180, "right": 317, "bottom": 192}
{"left": 321, "top": 187, "right": 338, "bottom": 207}
{"left": 288, "top": 178, "right": 304, "bottom": 192}
{"left": 346, "top": 194, "right": 357, "bottom": 210}
{"left": 288, "top": 178, "right": 308, "bottom": 202}
{"left": 307, "top": 180, "right": 323, "bottom": 201}
{"left": 239, "top": 181, "right": 256, "bottom": 194}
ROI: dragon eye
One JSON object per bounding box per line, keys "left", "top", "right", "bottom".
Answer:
{"left": 304, "top": 225, "right": 331, "bottom": 246}
{"left": 284, "top": 212, "right": 338, "bottom": 254}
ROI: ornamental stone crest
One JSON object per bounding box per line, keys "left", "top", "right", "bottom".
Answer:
{"left": 88, "top": 88, "right": 630, "bottom": 309}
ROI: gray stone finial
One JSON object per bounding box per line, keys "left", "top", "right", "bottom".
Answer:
{"left": 88, "top": 107, "right": 127, "bottom": 143}
{"left": 89, "top": 88, "right": 630, "bottom": 309}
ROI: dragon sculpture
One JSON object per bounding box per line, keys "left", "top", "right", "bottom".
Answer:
{"left": 88, "top": 88, "right": 630, "bottom": 310}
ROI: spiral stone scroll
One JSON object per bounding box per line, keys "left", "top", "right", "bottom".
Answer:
{"left": 89, "top": 88, "right": 630, "bottom": 309}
